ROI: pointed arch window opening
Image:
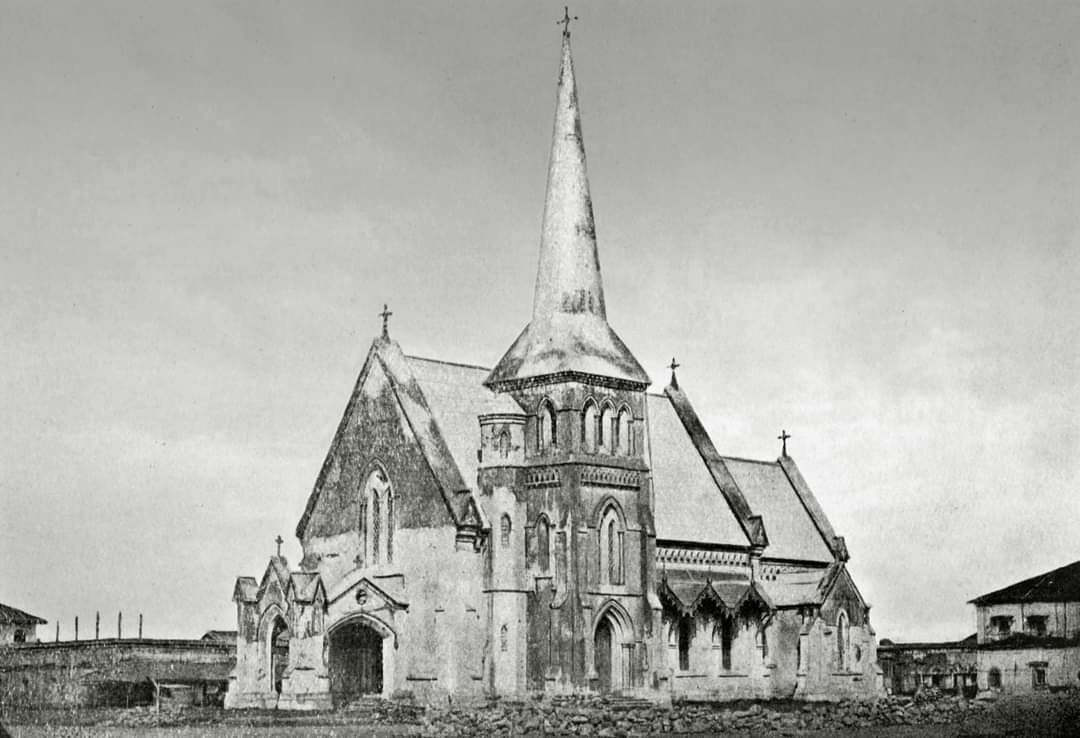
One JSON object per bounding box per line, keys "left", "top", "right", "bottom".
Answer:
{"left": 371, "top": 492, "right": 381, "bottom": 565}
{"left": 538, "top": 400, "right": 557, "bottom": 453}
{"left": 537, "top": 516, "right": 551, "bottom": 572}
{"left": 599, "top": 404, "right": 615, "bottom": 453}
{"left": 617, "top": 407, "right": 632, "bottom": 455}
{"left": 582, "top": 400, "right": 598, "bottom": 453}
{"left": 500, "top": 514, "right": 512, "bottom": 548}
{"left": 837, "top": 611, "right": 849, "bottom": 670}
{"left": 598, "top": 506, "right": 624, "bottom": 585}
{"left": 359, "top": 468, "right": 394, "bottom": 568}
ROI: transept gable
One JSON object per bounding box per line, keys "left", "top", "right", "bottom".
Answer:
{"left": 819, "top": 564, "right": 870, "bottom": 627}
{"left": 295, "top": 337, "right": 486, "bottom": 540}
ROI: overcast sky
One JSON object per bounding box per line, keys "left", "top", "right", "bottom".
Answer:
{"left": 2, "top": 1, "right": 1077, "bottom": 643}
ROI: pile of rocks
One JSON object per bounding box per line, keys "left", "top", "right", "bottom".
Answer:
{"left": 417, "top": 691, "right": 990, "bottom": 736}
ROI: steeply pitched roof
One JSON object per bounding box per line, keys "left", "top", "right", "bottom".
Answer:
{"left": 406, "top": 356, "right": 522, "bottom": 503}
{"left": 232, "top": 577, "right": 258, "bottom": 604}
{"left": 647, "top": 392, "right": 751, "bottom": 548}
{"left": 287, "top": 572, "right": 325, "bottom": 604}
{"left": 486, "top": 31, "right": 648, "bottom": 389}
{"left": 0, "top": 603, "right": 46, "bottom": 626}
{"left": 722, "top": 457, "right": 834, "bottom": 563}
{"left": 969, "top": 560, "right": 1080, "bottom": 606}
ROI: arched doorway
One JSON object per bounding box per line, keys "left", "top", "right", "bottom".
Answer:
{"left": 594, "top": 611, "right": 628, "bottom": 693}
{"left": 269, "top": 616, "right": 289, "bottom": 694}
{"left": 329, "top": 619, "right": 384, "bottom": 706}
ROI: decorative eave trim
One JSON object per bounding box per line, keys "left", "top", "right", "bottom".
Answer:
{"left": 487, "top": 370, "right": 649, "bottom": 393}
{"left": 524, "top": 468, "right": 561, "bottom": 488}
{"left": 580, "top": 467, "right": 639, "bottom": 489}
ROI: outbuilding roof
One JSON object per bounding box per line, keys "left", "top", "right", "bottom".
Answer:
{"left": 0, "top": 603, "right": 46, "bottom": 626}
{"left": 969, "top": 560, "right": 1080, "bottom": 606}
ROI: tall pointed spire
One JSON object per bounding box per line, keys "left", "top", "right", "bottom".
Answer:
{"left": 486, "top": 25, "right": 649, "bottom": 389}
{"left": 532, "top": 27, "right": 604, "bottom": 322}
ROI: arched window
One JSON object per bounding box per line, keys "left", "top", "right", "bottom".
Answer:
{"left": 538, "top": 400, "right": 557, "bottom": 452}
{"left": 371, "top": 491, "right": 381, "bottom": 565}
{"left": 836, "top": 611, "right": 849, "bottom": 670}
{"left": 500, "top": 514, "right": 512, "bottom": 548}
{"left": 988, "top": 667, "right": 1001, "bottom": 689}
{"left": 677, "top": 617, "right": 692, "bottom": 671}
{"left": 497, "top": 430, "right": 511, "bottom": 459}
{"left": 386, "top": 491, "right": 394, "bottom": 563}
{"left": 500, "top": 624, "right": 509, "bottom": 652}
{"left": 756, "top": 626, "right": 768, "bottom": 661}
{"left": 720, "top": 616, "right": 733, "bottom": 670}
{"left": 598, "top": 505, "right": 624, "bottom": 585}
{"left": 537, "top": 516, "right": 551, "bottom": 572}
{"left": 599, "top": 403, "right": 614, "bottom": 452}
{"left": 617, "top": 407, "right": 632, "bottom": 455}
{"left": 581, "top": 399, "right": 598, "bottom": 452}
{"left": 361, "top": 468, "right": 393, "bottom": 567}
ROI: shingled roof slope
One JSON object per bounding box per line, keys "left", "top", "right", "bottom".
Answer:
{"left": 647, "top": 393, "right": 750, "bottom": 547}
{"left": 0, "top": 603, "right": 46, "bottom": 626}
{"left": 722, "top": 458, "right": 834, "bottom": 563}
{"left": 969, "top": 560, "right": 1080, "bottom": 605}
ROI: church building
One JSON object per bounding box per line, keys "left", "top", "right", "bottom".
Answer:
{"left": 226, "top": 26, "right": 880, "bottom": 709}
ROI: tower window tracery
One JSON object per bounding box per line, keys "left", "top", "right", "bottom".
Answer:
{"left": 582, "top": 399, "right": 598, "bottom": 452}
{"left": 538, "top": 399, "right": 557, "bottom": 452}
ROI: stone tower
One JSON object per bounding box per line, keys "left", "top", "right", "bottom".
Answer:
{"left": 481, "top": 27, "right": 657, "bottom": 694}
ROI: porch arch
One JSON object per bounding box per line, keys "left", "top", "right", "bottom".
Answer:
{"left": 326, "top": 612, "right": 397, "bottom": 701}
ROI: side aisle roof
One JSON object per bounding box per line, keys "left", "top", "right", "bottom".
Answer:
{"left": 648, "top": 383, "right": 841, "bottom": 565}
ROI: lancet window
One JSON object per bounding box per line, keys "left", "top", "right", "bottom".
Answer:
{"left": 599, "top": 403, "right": 615, "bottom": 453}
{"left": 581, "top": 399, "right": 598, "bottom": 452}
{"left": 598, "top": 504, "right": 624, "bottom": 585}
{"left": 359, "top": 467, "right": 394, "bottom": 567}
{"left": 500, "top": 514, "right": 512, "bottom": 548}
{"left": 536, "top": 515, "right": 551, "bottom": 572}
{"left": 538, "top": 400, "right": 557, "bottom": 452}
{"left": 836, "top": 610, "right": 849, "bottom": 670}
{"left": 616, "top": 406, "right": 632, "bottom": 455}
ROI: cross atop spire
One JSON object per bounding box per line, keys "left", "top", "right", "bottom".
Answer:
{"left": 778, "top": 429, "right": 791, "bottom": 457}
{"left": 668, "top": 357, "right": 681, "bottom": 388}
{"left": 274, "top": 535, "right": 284, "bottom": 557}
{"left": 558, "top": 7, "right": 578, "bottom": 36}
{"left": 379, "top": 304, "right": 393, "bottom": 339}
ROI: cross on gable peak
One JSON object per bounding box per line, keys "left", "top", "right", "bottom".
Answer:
{"left": 379, "top": 304, "right": 393, "bottom": 339}
{"left": 777, "top": 430, "right": 791, "bottom": 457}
{"left": 274, "top": 535, "right": 284, "bottom": 557}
